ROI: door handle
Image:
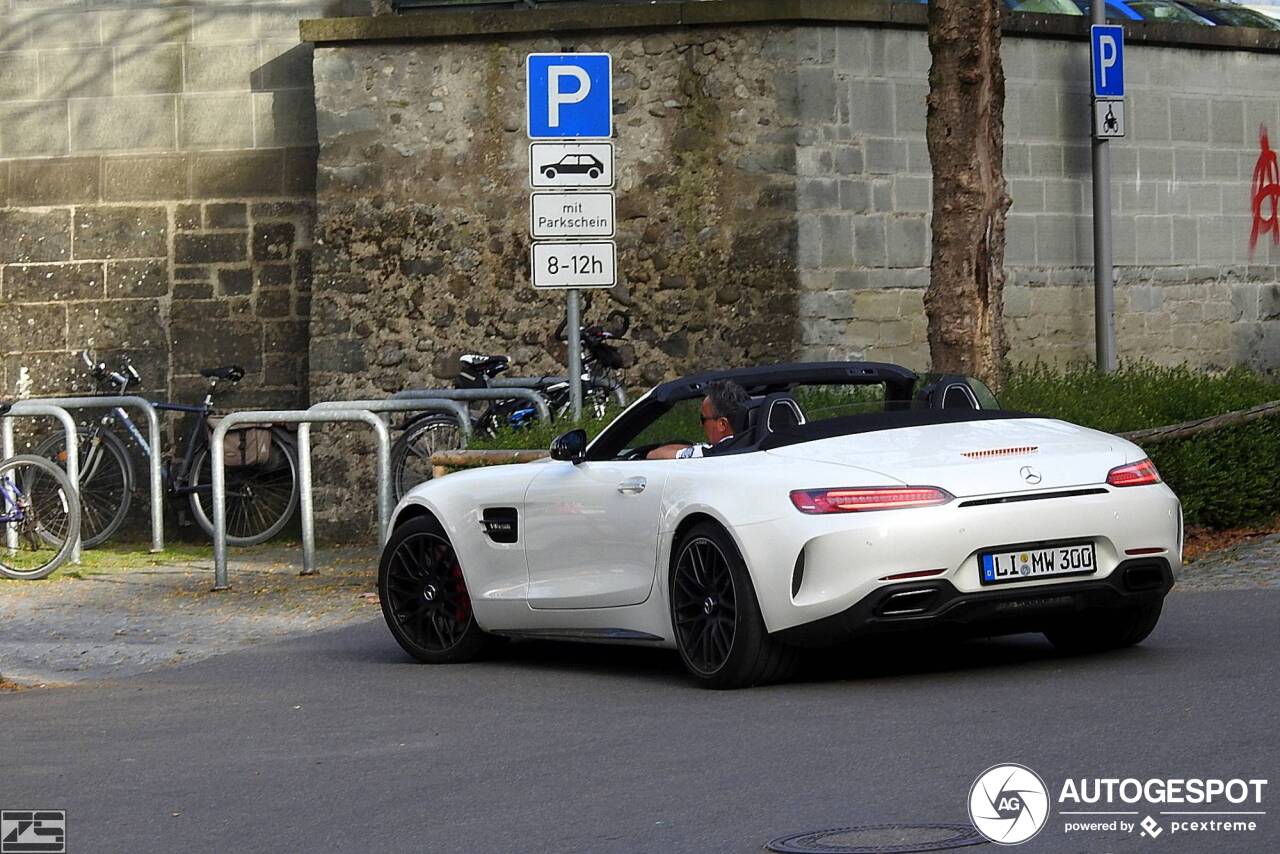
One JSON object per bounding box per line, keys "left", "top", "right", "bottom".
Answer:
{"left": 617, "top": 477, "right": 647, "bottom": 495}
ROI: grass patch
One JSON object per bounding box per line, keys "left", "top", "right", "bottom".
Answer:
{"left": 0, "top": 541, "right": 301, "bottom": 584}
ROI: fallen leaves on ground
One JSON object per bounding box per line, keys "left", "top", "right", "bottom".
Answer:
{"left": 1184, "top": 516, "right": 1280, "bottom": 562}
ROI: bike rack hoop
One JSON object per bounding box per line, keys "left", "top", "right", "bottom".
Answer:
{"left": 309, "top": 398, "right": 472, "bottom": 440}
{"left": 488, "top": 376, "right": 628, "bottom": 408}
{"left": 301, "top": 398, "right": 473, "bottom": 576}
{"left": 28, "top": 395, "right": 165, "bottom": 553}
{"left": 211, "top": 409, "right": 390, "bottom": 591}
{"left": 389, "top": 387, "right": 552, "bottom": 423}
{"left": 2, "top": 402, "right": 83, "bottom": 563}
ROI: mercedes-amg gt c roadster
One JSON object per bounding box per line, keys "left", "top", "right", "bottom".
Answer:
{"left": 379, "top": 362, "right": 1180, "bottom": 688}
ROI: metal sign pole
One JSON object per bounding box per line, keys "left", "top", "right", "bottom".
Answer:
{"left": 1091, "top": 7, "right": 1118, "bottom": 373}
{"left": 566, "top": 288, "right": 583, "bottom": 420}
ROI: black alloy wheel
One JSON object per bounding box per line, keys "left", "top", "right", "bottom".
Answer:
{"left": 379, "top": 516, "right": 488, "bottom": 663}
{"left": 672, "top": 535, "right": 738, "bottom": 675}
{"left": 670, "top": 522, "right": 799, "bottom": 689}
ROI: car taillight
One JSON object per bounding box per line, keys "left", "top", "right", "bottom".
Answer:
{"left": 789, "top": 486, "right": 952, "bottom": 514}
{"left": 1107, "top": 458, "right": 1161, "bottom": 487}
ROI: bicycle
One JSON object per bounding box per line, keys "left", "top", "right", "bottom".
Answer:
{"left": 34, "top": 352, "right": 299, "bottom": 548}
{"left": 389, "top": 309, "right": 630, "bottom": 500}
{"left": 0, "top": 403, "right": 82, "bottom": 579}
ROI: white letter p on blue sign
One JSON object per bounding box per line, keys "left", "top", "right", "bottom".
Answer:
{"left": 1091, "top": 25, "right": 1125, "bottom": 99}
{"left": 527, "top": 53, "right": 612, "bottom": 139}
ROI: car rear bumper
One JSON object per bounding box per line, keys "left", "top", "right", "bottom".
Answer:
{"left": 773, "top": 557, "right": 1174, "bottom": 647}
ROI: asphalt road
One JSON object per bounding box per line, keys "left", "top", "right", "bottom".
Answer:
{"left": 3, "top": 589, "right": 1277, "bottom": 854}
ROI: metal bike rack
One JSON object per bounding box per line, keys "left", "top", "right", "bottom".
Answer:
{"left": 2, "top": 402, "right": 82, "bottom": 563}
{"left": 489, "top": 376, "right": 628, "bottom": 408}
{"left": 211, "top": 409, "right": 389, "bottom": 591}
{"left": 389, "top": 387, "right": 552, "bottom": 424}
{"left": 301, "top": 398, "right": 472, "bottom": 576}
{"left": 29, "top": 395, "right": 165, "bottom": 553}
{"left": 310, "top": 398, "right": 471, "bottom": 440}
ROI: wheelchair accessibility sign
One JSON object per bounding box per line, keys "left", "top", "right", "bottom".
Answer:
{"left": 526, "top": 53, "right": 612, "bottom": 139}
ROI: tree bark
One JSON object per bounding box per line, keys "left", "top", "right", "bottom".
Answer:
{"left": 925, "top": 0, "right": 1012, "bottom": 389}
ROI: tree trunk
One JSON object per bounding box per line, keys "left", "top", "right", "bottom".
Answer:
{"left": 925, "top": 0, "right": 1012, "bottom": 389}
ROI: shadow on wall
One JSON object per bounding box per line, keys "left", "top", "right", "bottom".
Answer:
{"left": 0, "top": 2, "right": 365, "bottom": 157}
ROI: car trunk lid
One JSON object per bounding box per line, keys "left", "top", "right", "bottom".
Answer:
{"left": 765, "top": 417, "right": 1129, "bottom": 498}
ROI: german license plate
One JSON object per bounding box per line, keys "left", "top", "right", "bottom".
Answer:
{"left": 979, "top": 543, "right": 1096, "bottom": 585}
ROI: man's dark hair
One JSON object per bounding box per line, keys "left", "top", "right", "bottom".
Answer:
{"left": 706, "top": 379, "right": 749, "bottom": 425}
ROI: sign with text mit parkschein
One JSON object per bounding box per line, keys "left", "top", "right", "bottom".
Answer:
{"left": 526, "top": 53, "right": 617, "bottom": 290}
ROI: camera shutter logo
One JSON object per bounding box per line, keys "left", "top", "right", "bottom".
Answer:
{"left": 968, "top": 764, "right": 1050, "bottom": 845}
{"left": 1, "top": 810, "right": 65, "bottom": 854}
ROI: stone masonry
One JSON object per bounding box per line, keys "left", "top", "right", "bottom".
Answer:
{"left": 792, "top": 24, "right": 1280, "bottom": 369}
{"left": 308, "top": 26, "right": 799, "bottom": 401}
{"left": 0, "top": 0, "right": 367, "bottom": 410}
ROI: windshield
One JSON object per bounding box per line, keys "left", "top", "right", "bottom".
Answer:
{"left": 591, "top": 374, "right": 1008, "bottom": 461}
{"left": 1128, "top": 1, "right": 1214, "bottom": 22}
{"left": 1006, "top": 0, "right": 1084, "bottom": 14}
{"left": 1197, "top": 5, "right": 1280, "bottom": 28}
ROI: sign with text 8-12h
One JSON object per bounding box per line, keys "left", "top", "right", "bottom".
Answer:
{"left": 527, "top": 53, "right": 612, "bottom": 139}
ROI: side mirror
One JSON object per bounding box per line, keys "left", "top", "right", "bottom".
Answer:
{"left": 550, "top": 429, "right": 588, "bottom": 463}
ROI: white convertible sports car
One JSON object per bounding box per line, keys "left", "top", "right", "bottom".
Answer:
{"left": 378, "top": 362, "right": 1180, "bottom": 689}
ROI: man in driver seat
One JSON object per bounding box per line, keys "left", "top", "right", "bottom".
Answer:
{"left": 647, "top": 380, "right": 749, "bottom": 459}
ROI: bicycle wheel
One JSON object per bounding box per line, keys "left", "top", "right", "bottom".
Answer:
{"left": 34, "top": 426, "right": 132, "bottom": 549}
{"left": 187, "top": 432, "right": 299, "bottom": 546}
{"left": 391, "top": 414, "right": 465, "bottom": 502}
{"left": 0, "top": 454, "right": 81, "bottom": 580}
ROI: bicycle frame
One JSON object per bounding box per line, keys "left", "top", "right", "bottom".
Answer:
{"left": 104, "top": 400, "right": 211, "bottom": 498}
{"left": 0, "top": 474, "right": 26, "bottom": 524}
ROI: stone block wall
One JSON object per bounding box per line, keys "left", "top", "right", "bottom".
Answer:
{"left": 0, "top": 0, "right": 366, "bottom": 409}
{"left": 307, "top": 23, "right": 801, "bottom": 535}
{"left": 792, "top": 26, "right": 1280, "bottom": 370}
{"left": 310, "top": 26, "right": 801, "bottom": 404}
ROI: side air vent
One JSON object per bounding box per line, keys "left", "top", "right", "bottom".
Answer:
{"left": 959, "top": 488, "right": 1107, "bottom": 508}
{"left": 480, "top": 507, "right": 518, "bottom": 544}
{"left": 791, "top": 549, "right": 806, "bottom": 598}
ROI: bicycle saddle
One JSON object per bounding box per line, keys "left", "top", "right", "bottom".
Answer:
{"left": 458, "top": 354, "right": 510, "bottom": 377}
{"left": 200, "top": 365, "right": 245, "bottom": 382}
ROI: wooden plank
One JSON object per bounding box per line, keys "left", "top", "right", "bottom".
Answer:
{"left": 1119, "top": 400, "right": 1280, "bottom": 445}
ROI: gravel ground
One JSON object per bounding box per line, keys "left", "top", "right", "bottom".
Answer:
{"left": 0, "top": 534, "right": 1274, "bottom": 688}
{"left": 0, "top": 545, "right": 378, "bottom": 687}
{"left": 1177, "top": 531, "right": 1280, "bottom": 591}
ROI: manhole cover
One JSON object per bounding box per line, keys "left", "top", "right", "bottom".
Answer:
{"left": 766, "top": 823, "right": 986, "bottom": 854}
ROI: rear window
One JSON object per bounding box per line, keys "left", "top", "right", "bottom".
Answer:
{"left": 792, "top": 383, "right": 890, "bottom": 421}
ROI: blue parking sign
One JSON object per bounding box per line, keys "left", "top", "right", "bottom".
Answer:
{"left": 527, "top": 53, "right": 612, "bottom": 139}
{"left": 1090, "top": 25, "right": 1125, "bottom": 99}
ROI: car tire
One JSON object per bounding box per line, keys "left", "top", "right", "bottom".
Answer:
{"left": 379, "top": 515, "right": 490, "bottom": 664}
{"left": 1043, "top": 601, "right": 1164, "bottom": 654}
{"left": 669, "top": 521, "right": 798, "bottom": 689}
{"left": 544, "top": 167, "right": 557, "bottom": 179}
{"left": 588, "top": 168, "right": 600, "bottom": 179}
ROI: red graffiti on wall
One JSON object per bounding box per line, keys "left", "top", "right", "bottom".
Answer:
{"left": 1252, "top": 126, "right": 1280, "bottom": 258}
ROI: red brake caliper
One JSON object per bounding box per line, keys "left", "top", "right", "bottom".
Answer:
{"left": 450, "top": 560, "right": 471, "bottom": 623}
